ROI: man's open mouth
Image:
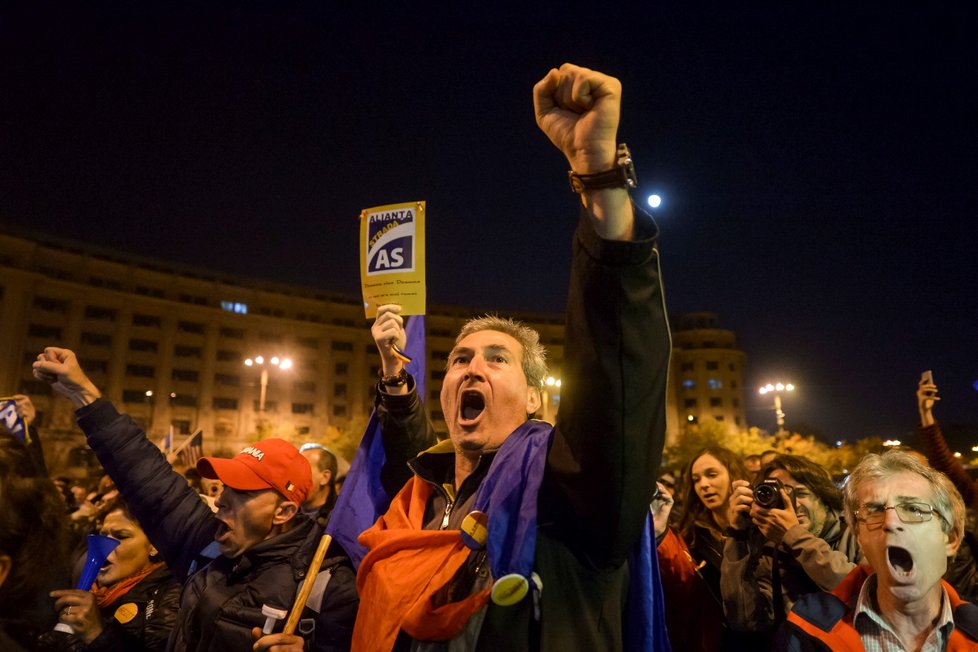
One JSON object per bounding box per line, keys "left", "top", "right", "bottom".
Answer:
{"left": 460, "top": 391, "right": 485, "bottom": 421}
{"left": 215, "top": 521, "right": 231, "bottom": 542}
{"left": 888, "top": 546, "right": 914, "bottom": 577}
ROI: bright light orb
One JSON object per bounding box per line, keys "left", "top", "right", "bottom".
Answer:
{"left": 647, "top": 194, "right": 662, "bottom": 209}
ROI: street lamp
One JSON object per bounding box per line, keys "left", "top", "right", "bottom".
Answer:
{"left": 245, "top": 355, "right": 293, "bottom": 413}
{"left": 759, "top": 382, "right": 795, "bottom": 433}
{"left": 145, "top": 390, "right": 155, "bottom": 433}
{"left": 541, "top": 375, "right": 562, "bottom": 423}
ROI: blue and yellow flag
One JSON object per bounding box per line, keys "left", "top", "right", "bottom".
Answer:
{"left": 325, "top": 315, "right": 426, "bottom": 568}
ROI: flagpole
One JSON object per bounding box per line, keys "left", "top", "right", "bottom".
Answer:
{"left": 283, "top": 534, "right": 332, "bottom": 634}
{"left": 170, "top": 429, "right": 202, "bottom": 455}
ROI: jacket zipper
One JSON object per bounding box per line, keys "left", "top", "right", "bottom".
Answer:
{"left": 440, "top": 496, "right": 454, "bottom": 529}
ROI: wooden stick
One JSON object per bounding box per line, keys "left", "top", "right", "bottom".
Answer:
{"left": 283, "top": 533, "right": 332, "bottom": 635}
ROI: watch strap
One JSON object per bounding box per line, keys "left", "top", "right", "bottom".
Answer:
{"left": 568, "top": 143, "right": 637, "bottom": 193}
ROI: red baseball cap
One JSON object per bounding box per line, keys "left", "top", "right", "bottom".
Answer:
{"left": 197, "top": 438, "right": 311, "bottom": 505}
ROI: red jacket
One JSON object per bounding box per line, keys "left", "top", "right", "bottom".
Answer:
{"left": 777, "top": 565, "right": 978, "bottom": 650}
{"left": 657, "top": 528, "right": 725, "bottom": 650}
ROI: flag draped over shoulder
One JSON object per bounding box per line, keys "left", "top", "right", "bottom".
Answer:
{"left": 326, "top": 316, "right": 426, "bottom": 568}
{"left": 625, "top": 515, "right": 672, "bottom": 652}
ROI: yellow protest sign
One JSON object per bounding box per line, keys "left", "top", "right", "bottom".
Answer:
{"left": 359, "top": 201, "right": 426, "bottom": 318}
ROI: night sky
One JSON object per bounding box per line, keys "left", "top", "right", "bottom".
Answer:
{"left": 3, "top": 4, "right": 976, "bottom": 444}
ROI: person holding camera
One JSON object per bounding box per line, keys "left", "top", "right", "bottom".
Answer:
{"left": 655, "top": 447, "right": 769, "bottom": 650}
{"left": 721, "top": 453, "right": 863, "bottom": 637}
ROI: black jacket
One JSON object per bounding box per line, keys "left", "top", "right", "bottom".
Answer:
{"left": 41, "top": 565, "right": 181, "bottom": 652}
{"left": 75, "top": 400, "right": 358, "bottom": 652}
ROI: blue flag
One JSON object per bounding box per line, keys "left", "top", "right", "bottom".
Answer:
{"left": 624, "top": 515, "right": 672, "bottom": 652}
{"left": 326, "top": 315, "right": 426, "bottom": 568}
{"left": 0, "top": 398, "right": 28, "bottom": 443}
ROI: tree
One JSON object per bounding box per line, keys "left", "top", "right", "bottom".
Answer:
{"left": 662, "top": 418, "right": 887, "bottom": 478}
{"left": 323, "top": 414, "right": 373, "bottom": 469}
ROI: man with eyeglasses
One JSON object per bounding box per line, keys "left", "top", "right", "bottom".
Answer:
{"left": 723, "top": 454, "right": 863, "bottom": 639}
{"left": 777, "top": 450, "right": 978, "bottom": 650}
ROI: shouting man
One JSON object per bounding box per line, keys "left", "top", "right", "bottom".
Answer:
{"left": 353, "top": 62, "right": 671, "bottom": 651}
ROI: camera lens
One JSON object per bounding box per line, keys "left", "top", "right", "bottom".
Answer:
{"left": 753, "top": 481, "right": 783, "bottom": 509}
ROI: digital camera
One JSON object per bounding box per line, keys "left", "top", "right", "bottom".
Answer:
{"left": 753, "top": 478, "right": 789, "bottom": 509}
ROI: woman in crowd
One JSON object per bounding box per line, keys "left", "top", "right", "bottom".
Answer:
{"left": 655, "top": 446, "right": 759, "bottom": 650}
{"left": 46, "top": 497, "right": 181, "bottom": 652}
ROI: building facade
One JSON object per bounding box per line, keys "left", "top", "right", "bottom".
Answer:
{"left": 1, "top": 232, "right": 747, "bottom": 471}
{"left": 666, "top": 311, "right": 747, "bottom": 445}
{"left": 0, "top": 231, "right": 565, "bottom": 471}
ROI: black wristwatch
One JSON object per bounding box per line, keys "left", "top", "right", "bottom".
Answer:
{"left": 378, "top": 367, "right": 409, "bottom": 387}
{"left": 568, "top": 143, "right": 638, "bottom": 193}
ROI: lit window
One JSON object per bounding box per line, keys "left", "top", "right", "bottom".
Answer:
{"left": 682, "top": 379, "right": 695, "bottom": 389}
{"left": 220, "top": 301, "right": 248, "bottom": 314}
{"left": 708, "top": 378, "right": 723, "bottom": 390}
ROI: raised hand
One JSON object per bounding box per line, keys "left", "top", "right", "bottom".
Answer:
{"left": 32, "top": 347, "right": 102, "bottom": 408}
{"left": 917, "top": 373, "right": 940, "bottom": 427}
{"left": 371, "top": 304, "right": 407, "bottom": 376}
{"left": 533, "top": 63, "right": 622, "bottom": 174}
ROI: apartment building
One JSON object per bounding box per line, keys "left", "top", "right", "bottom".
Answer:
{"left": 667, "top": 311, "right": 747, "bottom": 444}
{"left": 0, "top": 231, "right": 565, "bottom": 470}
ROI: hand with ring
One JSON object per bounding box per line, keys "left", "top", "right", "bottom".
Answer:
{"left": 51, "top": 589, "right": 104, "bottom": 643}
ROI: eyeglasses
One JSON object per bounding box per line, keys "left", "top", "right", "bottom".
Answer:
{"left": 855, "top": 502, "right": 946, "bottom": 526}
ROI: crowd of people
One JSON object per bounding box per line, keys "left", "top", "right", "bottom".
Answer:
{"left": 1, "top": 63, "right": 975, "bottom": 652}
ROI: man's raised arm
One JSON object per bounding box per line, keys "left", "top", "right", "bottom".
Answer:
{"left": 534, "top": 63, "right": 635, "bottom": 241}
{"left": 33, "top": 347, "right": 218, "bottom": 579}
{"left": 535, "top": 64, "right": 670, "bottom": 568}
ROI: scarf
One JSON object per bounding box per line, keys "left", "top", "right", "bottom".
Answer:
{"left": 90, "top": 561, "right": 163, "bottom": 608}
{"left": 354, "top": 477, "right": 491, "bottom": 651}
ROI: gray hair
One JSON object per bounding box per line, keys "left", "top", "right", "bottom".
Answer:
{"left": 452, "top": 315, "right": 548, "bottom": 388}
{"left": 844, "top": 450, "right": 965, "bottom": 544}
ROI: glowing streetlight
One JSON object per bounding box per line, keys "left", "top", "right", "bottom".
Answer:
{"left": 144, "top": 390, "right": 155, "bottom": 432}
{"left": 244, "top": 355, "right": 293, "bottom": 413}
{"left": 647, "top": 194, "right": 662, "bottom": 209}
{"left": 541, "top": 376, "right": 562, "bottom": 423}
{"left": 759, "top": 381, "right": 795, "bottom": 433}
